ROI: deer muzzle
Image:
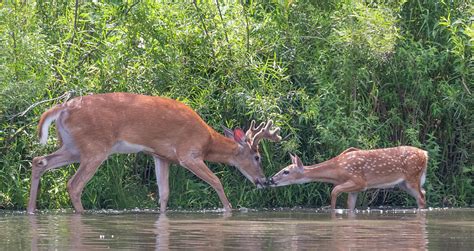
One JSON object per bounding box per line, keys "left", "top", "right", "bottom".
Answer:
{"left": 255, "top": 177, "right": 269, "bottom": 189}
{"left": 265, "top": 177, "right": 277, "bottom": 187}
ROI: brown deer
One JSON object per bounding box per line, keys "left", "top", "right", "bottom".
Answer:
{"left": 28, "top": 92, "right": 281, "bottom": 214}
{"left": 268, "top": 146, "right": 428, "bottom": 210}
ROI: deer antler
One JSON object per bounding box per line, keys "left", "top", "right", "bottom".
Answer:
{"left": 247, "top": 120, "right": 281, "bottom": 149}
{"left": 245, "top": 120, "right": 265, "bottom": 140}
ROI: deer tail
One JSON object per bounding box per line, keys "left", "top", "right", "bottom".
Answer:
{"left": 38, "top": 104, "right": 66, "bottom": 145}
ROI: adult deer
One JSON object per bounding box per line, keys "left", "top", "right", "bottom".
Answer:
{"left": 268, "top": 146, "right": 428, "bottom": 210}
{"left": 27, "top": 92, "right": 281, "bottom": 214}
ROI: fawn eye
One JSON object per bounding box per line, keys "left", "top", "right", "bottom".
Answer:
{"left": 283, "top": 170, "right": 290, "bottom": 175}
{"left": 254, "top": 156, "right": 260, "bottom": 162}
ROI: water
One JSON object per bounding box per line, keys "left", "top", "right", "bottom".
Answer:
{"left": 1, "top": 208, "right": 473, "bottom": 250}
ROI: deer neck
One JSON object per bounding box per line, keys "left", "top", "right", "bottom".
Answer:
{"left": 205, "top": 132, "right": 239, "bottom": 165}
{"left": 304, "top": 158, "right": 343, "bottom": 184}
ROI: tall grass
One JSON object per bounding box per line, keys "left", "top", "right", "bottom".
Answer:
{"left": 0, "top": 0, "right": 472, "bottom": 210}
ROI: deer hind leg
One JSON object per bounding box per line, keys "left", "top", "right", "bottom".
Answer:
{"left": 331, "top": 180, "right": 366, "bottom": 210}
{"left": 66, "top": 154, "right": 107, "bottom": 213}
{"left": 28, "top": 147, "right": 80, "bottom": 214}
{"left": 420, "top": 170, "right": 427, "bottom": 201}
{"left": 347, "top": 192, "right": 359, "bottom": 211}
{"left": 180, "top": 159, "right": 232, "bottom": 211}
{"left": 153, "top": 156, "right": 170, "bottom": 213}
{"left": 399, "top": 181, "right": 426, "bottom": 209}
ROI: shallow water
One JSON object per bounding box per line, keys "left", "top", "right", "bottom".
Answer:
{"left": 0, "top": 208, "right": 473, "bottom": 250}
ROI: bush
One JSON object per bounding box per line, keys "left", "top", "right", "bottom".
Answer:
{"left": 0, "top": 0, "right": 472, "bottom": 210}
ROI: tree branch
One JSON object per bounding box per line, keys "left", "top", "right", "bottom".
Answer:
{"left": 215, "top": 0, "right": 232, "bottom": 56}
{"left": 240, "top": 0, "right": 250, "bottom": 53}
{"left": 8, "top": 91, "right": 74, "bottom": 120}
{"left": 65, "top": 0, "right": 79, "bottom": 58}
{"left": 193, "top": 0, "right": 216, "bottom": 60}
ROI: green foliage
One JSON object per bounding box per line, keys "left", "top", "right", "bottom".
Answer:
{"left": 0, "top": 0, "right": 472, "bottom": 210}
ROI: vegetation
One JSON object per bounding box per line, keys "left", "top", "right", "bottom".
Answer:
{"left": 0, "top": 0, "right": 472, "bottom": 211}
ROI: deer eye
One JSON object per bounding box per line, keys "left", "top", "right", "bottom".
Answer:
{"left": 283, "top": 170, "right": 290, "bottom": 175}
{"left": 254, "top": 156, "right": 260, "bottom": 162}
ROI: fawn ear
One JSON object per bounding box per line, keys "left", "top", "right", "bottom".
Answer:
{"left": 233, "top": 128, "right": 246, "bottom": 145}
{"left": 289, "top": 153, "right": 296, "bottom": 164}
{"left": 294, "top": 154, "right": 304, "bottom": 172}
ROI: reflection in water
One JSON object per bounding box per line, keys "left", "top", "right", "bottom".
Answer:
{"left": 152, "top": 211, "right": 428, "bottom": 250}
{"left": 154, "top": 214, "right": 169, "bottom": 250}
{"left": 327, "top": 212, "right": 427, "bottom": 251}
{"left": 0, "top": 209, "right": 472, "bottom": 250}
{"left": 29, "top": 213, "right": 95, "bottom": 251}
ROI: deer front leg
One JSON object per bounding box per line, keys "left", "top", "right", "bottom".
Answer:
{"left": 180, "top": 159, "right": 232, "bottom": 211}
{"left": 153, "top": 156, "right": 170, "bottom": 213}
{"left": 330, "top": 180, "right": 366, "bottom": 210}
{"left": 28, "top": 147, "right": 79, "bottom": 214}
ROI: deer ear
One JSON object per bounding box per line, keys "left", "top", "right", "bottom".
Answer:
{"left": 294, "top": 154, "right": 304, "bottom": 172}
{"left": 233, "top": 128, "right": 246, "bottom": 145}
{"left": 289, "top": 153, "right": 296, "bottom": 163}
{"left": 222, "top": 125, "right": 234, "bottom": 138}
